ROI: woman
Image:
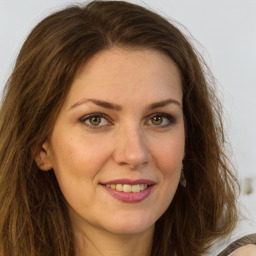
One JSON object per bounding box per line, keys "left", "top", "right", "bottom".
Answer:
{"left": 0, "top": 1, "right": 252, "bottom": 255}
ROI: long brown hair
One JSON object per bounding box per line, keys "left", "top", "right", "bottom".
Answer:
{"left": 0, "top": 1, "right": 239, "bottom": 255}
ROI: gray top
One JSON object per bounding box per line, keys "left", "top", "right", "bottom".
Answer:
{"left": 217, "top": 234, "right": 256, "bottom": 256}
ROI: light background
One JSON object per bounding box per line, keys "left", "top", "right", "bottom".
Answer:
{"left": 1, "top": 0, "right": 256, "bottom": 186}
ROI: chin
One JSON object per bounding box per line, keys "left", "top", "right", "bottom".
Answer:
{"left": 101, "top": 214, "right": 156, "bottom": 236}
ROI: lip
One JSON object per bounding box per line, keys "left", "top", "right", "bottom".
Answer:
{"left": 100, "top": 179, "right": 155, "bottom": 203}
{"left": 102, "top": 179, "right": 155, "bottom": 185}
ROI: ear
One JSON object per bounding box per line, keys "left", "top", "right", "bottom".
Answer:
{"left": 33, "top": 141, "right": 53, "bottom": 171}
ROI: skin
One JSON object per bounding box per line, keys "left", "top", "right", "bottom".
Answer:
{"left": 36, "top": 47, "right": 185, "bottom": 256}
{"left": 228, "top": 244, "right": 256, "bottom": 256}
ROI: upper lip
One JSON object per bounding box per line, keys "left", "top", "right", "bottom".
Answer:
{"left": 101, "top": 179, "right": 156, "bottom": 185}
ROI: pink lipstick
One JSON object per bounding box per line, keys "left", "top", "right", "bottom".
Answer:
{"left": 101, "top": 179, "right": 155, "bottom": 203}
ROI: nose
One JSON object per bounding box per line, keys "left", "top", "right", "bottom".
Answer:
{"left": 112, "top": 125, "right": 150, "bottom": 169}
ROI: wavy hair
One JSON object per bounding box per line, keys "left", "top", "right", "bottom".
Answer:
{"left": 0, "top": 1, "right": 239, "bottom": 255}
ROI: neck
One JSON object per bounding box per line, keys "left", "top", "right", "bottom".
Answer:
{"left": 73, "top": 223, "right": 154, "bottom": 256}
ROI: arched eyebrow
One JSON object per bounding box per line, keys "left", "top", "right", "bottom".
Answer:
{"left": 69, "top": 98, "right": 122, "bottom": 111}
{"left": 69, "top": 98, "right": 181, "bottom": 111}
{"left": 148, "top": 98, "right": 181, "bottom": 109}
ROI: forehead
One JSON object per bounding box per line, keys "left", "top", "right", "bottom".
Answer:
{"left": 76, "top": 47, "right": 181, "bottom": 80}
{"left": 65, "top": 47, "right": 182, "bottom": 108}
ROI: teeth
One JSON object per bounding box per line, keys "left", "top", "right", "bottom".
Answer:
{"left": 131, "top": 184, "right": 140, "bottom": 192}
{"left": 105, "top": 184, "right": 148, "bottom": 193}
{"left": 123, "top": 184, "right": 132, "bottom": 192}
{"left": 116, "top": 184, "right": 123, "bottom": 191}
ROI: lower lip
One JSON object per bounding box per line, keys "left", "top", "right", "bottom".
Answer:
{"left": 102, "top": 185, "right": 154, "bottom": 203}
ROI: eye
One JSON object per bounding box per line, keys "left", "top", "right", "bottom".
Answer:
{"left": 147, "top": 113, "right": 175, "bottom": 127}
{"left": 151, "top": 115, "right": 164, "bottom": 125}
{"left": 80, "top": 113, "right": 111, "bottom": 129}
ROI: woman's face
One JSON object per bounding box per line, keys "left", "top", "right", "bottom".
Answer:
{"left": 41, "top": 47, "right": 185, "bottom": 236}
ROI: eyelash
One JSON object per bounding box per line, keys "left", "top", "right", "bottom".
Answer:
{"left": 146, "top": 113, "right": 176, "bottom": 127}
{"left": 80, "top": 112, "right": 176, "bottom": 129}
{"left": 80, "top": 113, "right": 112, "bottom": 129}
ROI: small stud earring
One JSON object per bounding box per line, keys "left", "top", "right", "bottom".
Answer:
{"left": 179, "top": 164, "right": 186, "bottom": 187}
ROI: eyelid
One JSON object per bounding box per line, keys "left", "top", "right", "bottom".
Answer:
{"left": 79, "top": 112, "right": 176, "bottom": 130}
{"left": 79, "top": 113, "right": 113, "bottom": 129}
{"left": 146, "top": 112, "right": 176, "bottom": 127}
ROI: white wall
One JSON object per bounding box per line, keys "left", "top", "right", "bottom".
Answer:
{"left": 1, "top": 0, "right": 256, "bottom": 183}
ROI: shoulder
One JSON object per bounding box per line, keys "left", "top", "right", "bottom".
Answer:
{"left": 217, "top": 234, "right": 256, "bottom": 256}
{"left": 227, "top": 244, "right": 256, "bottom": 256}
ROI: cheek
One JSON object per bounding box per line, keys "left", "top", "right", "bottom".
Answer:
{"left": 152, "top": 134, "right": 185, "bottom": 203}
{"left": 50, "top": 134, "right": 112, "bottom": 185}
{"left": 149, "top": 141, "right": 184, "bottom": 219}
{"left": 155, "top": 136, "right": 184, "bottom": 172}
{"left": 49, "top": 137, "right": 98, "bottom": 208}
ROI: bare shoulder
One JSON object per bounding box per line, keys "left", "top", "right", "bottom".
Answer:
{"left": 228, "top": 244, "right": 256, "bottom": 256}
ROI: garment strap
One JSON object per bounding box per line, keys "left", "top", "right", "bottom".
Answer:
{"left": 217, "top": 233, "right": 256, "bottom": 256}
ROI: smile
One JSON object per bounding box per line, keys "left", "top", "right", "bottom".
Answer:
{"left": 101, "top": 179, "right": 155, "bottom": 203}
{"left": 105, "top": 184, "right": 148, "bottom": 193}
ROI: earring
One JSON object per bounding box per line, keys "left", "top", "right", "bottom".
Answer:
{"left": 179, "top": 164, "right": 186, "bottom": 187}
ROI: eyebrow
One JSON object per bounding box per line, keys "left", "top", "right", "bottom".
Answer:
{"left": 148, "top": 98, "right": 181, "bottom": 109}
{"left": 69, "top": 98, "right": 122, "bottom": 111}
{"left": 69, "top": 98, "right": 181, "bottom": 111}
